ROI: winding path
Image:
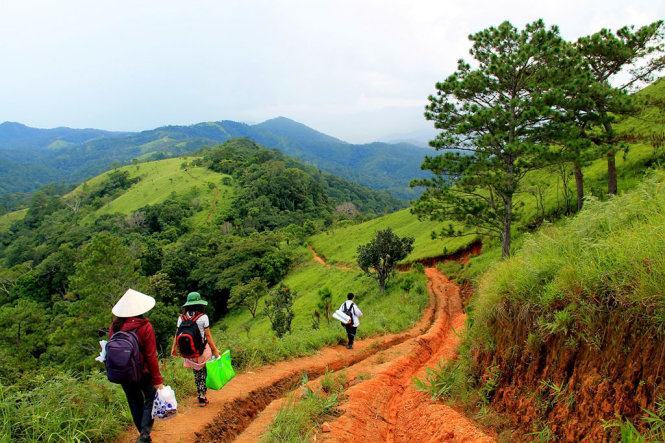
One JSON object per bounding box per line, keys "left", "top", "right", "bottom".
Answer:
{"left": 118, "top": 264, "right": 491, "bottom": 442}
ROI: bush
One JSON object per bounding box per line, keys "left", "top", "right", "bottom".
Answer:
{"left": 264, "top": 284, "right": 296, "bottom": 338}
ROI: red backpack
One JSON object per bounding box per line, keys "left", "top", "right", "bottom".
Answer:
{"left": 176, "top": 313, "right": 206, "bottom": 358}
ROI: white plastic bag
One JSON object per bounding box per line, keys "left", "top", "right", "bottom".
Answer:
{"left": 332, "top": 309, "right": 351, "bottom": 324}
{"left": 152, "top": 386, "right": 178, "bottom": 419}
{"left": 94, "top": 340, "right": 107, "bottom": 363}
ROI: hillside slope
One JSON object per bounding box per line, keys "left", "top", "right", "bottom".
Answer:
{"left": 72, "top": 158, "right": 235, "bottom": 226}
{"left": 0, "top": 139, "right": 402, "bottom": 232}
{"left": 444, "top": 174, "right": 665, "bottom": 441}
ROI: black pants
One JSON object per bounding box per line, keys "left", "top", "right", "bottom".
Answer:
{"left": 121, "top": 374, "right": 156, "bottom": 437}
{"left": 344, "top": 324, "right": 357, "bottom": 347}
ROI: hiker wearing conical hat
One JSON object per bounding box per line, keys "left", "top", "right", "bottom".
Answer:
{"left": 107, "top": 289, "right": 163, "bottom": 443}
{"left": 171, "top": 292, "right": 221, "bottom": 407}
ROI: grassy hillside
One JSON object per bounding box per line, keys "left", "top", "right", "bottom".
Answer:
{"left": 312, "top": 140, "right": 661, "bottom": 266}
{"left": 0, "top": 208, "right": 26, "bottom": 231}
{"left": 311, "top": 209, "right": 471, "bottom": 264}
{"left": 615, "top": 77, "right": 665, "bottom": 139}
{"left": 212, "top": 247, "right": 429, "bottom": 369}
{"left": 426, "top": 173, "right": 665, "bottom": 440}
{"left": 72, "top": 158, "right": 235, "bottom": 226}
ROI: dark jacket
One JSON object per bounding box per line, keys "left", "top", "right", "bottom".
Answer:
{"left": 109, "top": 317, "right": 164, "bottom": 385}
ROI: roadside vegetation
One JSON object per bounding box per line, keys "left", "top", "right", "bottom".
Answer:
{"left": 265, "top": 370, "right": 346, "bottom": 442}
{"left": 213, "top": 248, "right": 428, "bottom": 370}
{"left": 420, "top": 174, "right": 665, "bottom": 439}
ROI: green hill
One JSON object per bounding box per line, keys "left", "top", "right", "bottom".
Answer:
{"left": 310, "top": 209, "right": 471, "bottom": 264}
{"left": 73, "top": 158, "right": 235, "bottom": 226}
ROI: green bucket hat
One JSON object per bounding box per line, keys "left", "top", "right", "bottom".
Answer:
{"left": 182, "top": 291, "right": 208, "bottom": 307}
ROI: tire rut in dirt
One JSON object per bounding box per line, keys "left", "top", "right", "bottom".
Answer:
{"left": 195, "top": 306, "right": 438, "bottom": 442}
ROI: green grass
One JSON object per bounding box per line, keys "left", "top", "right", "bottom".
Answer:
{"left": 0, "top": 209, "right": 27, "bottom": 232}
{"left": 264, "top": 389, "right": 339, "bottom": 442}
{"left": 211, "top": 247, "right": 429, "bottom": 370}
{"left": 264, "top": 370, "right": 346, "bottom": 442}
{"left": 615, "top": 77, "right": 665, "bottom": 140}
{"left": 0, "top": 357, "right": 197, "bottom": 442}
{"left": 74, "top": 157, "right": 235, "bottom": 226}
{"left": 472, "top": 172, "right": 665, "bottom": 350}
{"left": 310, "top": 209, "right": 473, "bottom": 264}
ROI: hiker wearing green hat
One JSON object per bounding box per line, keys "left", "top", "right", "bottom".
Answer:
{"left": 171, "top": 292, "right": 220, "bottom": 407}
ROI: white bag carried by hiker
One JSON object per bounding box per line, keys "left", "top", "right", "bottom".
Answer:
{"left": 332, "top": 309, "right": 351, "bottom": 324}
{"left": 152, "top": 386, "right": 178, "bottom": 419}
{"left": 94, "top": 340, "right": 107, "bottom": 363}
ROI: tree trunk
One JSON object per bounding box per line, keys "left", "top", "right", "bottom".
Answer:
{"left": 607, "top": 151, "right": 618, "bottom": 195}
{"left": 574, "top": 161, "right": 584, "bottom": 211}
{"left": 501, "top": 196, "right": 513, "bottom": 259}
{"left": 603, "top": 121, "right": 618, "bottom": 196}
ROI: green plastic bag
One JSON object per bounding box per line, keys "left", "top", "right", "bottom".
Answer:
{"left": 205, "top": 350, "right": 236, "bottom": 390}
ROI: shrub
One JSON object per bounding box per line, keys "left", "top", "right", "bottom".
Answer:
{"left": 264, "top": 284, "right": 296, "bottom": 338}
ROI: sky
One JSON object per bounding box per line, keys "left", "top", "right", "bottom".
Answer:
{"left": 0, "top": 1, "right": 663, "bottom": 143}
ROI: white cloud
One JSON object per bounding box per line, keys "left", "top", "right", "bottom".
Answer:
{"left": 0, "top": 0, "right": 663, "bottom": 142}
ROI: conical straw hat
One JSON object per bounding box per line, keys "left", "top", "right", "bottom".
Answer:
{"left": 112, "top": 289, "right": 156, "bottom": 317}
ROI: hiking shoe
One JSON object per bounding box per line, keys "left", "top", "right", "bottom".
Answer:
{"left": 198, "top": 397, "right": 209, "bottom": 407}
{"left": 137, "top": 433, "right": 151, "bottom": 443}
{"left": 347, "top": 344, "right": 353, "bottom": 349}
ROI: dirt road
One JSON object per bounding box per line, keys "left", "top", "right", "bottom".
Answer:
{"left": 119, "top": 266, "right": 491, "bottom": 442}
{"left": 320, "top": 268, "right": 493, "bottom": 442}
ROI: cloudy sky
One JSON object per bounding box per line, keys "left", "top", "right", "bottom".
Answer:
{"left": 1, "top": 1, "right": 663, "bottom": 143}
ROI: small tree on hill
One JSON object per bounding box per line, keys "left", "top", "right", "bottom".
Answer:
{"left": 229, "top": 277, "right": 267, "bottom": 318}
{"left": 357, "top": 229, "right": 414, "bottom": 291}
{"left": 264, "top": 284, "right": 295, "bottom": 338}
{"left": 317, "top": 287, "right": 333, "bottom": 324}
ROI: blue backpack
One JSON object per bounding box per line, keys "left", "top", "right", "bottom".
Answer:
{"left": 105, "top": 330, "right": 142, "bottom": 384}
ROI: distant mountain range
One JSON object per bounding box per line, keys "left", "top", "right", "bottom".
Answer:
{"left": 0, "top": 118, "right": 432, "bottom": 200}
{"left": 380, "top": 127, "right": 438, "bottom": 148}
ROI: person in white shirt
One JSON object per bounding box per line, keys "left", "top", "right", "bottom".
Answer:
{"left": 339, "top": 292, "right": 363, "bottom": 349}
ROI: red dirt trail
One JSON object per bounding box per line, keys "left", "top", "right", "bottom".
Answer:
{"left": 320, "top": 268, "right": 493, "bottom": 443}
{"left": 118, "top": 266, "right": 491, "bottom": 442}
{"left": 118, "top": 274, "right": 437, "bottom": 442}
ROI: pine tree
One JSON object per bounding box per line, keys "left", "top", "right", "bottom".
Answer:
{"left": 413, "top": 20, "right": 565, "bottom": 258}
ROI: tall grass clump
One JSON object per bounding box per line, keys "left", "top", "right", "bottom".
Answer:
{"left": 471, "top": 172, "right": 665, "bottom": 351}
{"left": 0, "top": 358, "right": 196, "bottom": 442}
{"left": 0, "top": 373, "right": 128, "bottom": 442}
{"left": 264, "top": 370, "right": 345, "bottom": 442}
